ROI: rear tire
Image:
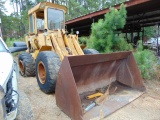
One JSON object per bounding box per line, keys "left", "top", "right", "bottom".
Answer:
{"left": 18, "top": 52, "right": 35, "bottom": 77}
{"left": 16, "top": 91, "right": 34, "bottom": 120}
{"left": 83, "top": 49, "right": 99, "bottom": 54}
{"left": 36, "top": 51, "right": 61, "bottom": 94}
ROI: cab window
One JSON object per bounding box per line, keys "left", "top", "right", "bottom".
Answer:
{"left": 47, "top": 8, "right": 65, "bottom": 30}
{"left": 29, "top": 14, "right": 35, "bottom": 33}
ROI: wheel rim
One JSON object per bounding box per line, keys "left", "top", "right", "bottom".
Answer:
{"left": 38, "top": 62, "right": 46, "bottom": 84}
{"left": 19, "top": 60, "right": 25, "bottom": 75}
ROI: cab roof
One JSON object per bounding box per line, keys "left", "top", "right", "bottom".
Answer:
{"left": 28, "top": 2, "right": 67, "bottom": 15}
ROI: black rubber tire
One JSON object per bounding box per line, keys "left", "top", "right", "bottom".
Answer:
{"left": 16, "top": 91, "right": 34, "bottom": 120}
{"left": 36, "top": 51, "right": 61, "bottom": 94}
{"left": 18, "top": 52, "right": 35, "bottom": 77}
{"left": 83, "top": 49, "right": 99, "bottom": 54}
{"left": 13, "top": 42, "right": 27, "bottom": 47}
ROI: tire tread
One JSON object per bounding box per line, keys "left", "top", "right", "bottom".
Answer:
{"left": 18, "top": 53, "right": 35, "bottom": 77}
{"left": 36, "top": 51, "right": 61, "bottom": 94}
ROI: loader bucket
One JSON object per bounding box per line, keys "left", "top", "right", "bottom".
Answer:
{"left": 55, "top": 51, "right": 145, "bottom": 120}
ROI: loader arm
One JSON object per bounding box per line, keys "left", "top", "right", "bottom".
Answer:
{"left": 50, "top": 30, "right": 84, "bottom": 60}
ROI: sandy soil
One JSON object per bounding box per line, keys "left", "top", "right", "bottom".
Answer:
{"left": 18, "top": 75, "right": 160, "bottom": 120}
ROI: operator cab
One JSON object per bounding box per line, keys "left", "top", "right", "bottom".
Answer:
{"left": 28, "top": 2, "right": 67, "bottom": 35}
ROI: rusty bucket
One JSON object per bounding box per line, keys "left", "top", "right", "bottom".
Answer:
{"left": 55, "top": 51, "right": 145, "bottom": 120}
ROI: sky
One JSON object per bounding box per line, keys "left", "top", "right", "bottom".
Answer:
{"left": 3, "top": 0, "right": 49, "bottom": 15}
{"left": 4, "top": 0, "right": 38, "bottom": 15}
{"left": 4, "top": 0, "right": 14, "bottom": 15}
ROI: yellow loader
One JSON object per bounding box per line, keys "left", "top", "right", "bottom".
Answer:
{"left": 18, "top": 2, "right": 145, "bottom": 120}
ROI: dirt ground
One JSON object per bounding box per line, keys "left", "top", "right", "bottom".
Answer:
{"left": 18, "top": 75, "right": 160, "bottom": 120}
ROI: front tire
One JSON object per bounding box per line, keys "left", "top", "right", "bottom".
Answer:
{"left": 18, "top": 52, "right": 35, "bottom": 77}
{"left": 36, "top": 51, "right": 61, "bottom": 94}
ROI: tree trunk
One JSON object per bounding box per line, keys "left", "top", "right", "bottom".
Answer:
{"left": 12, "top": 2, "right": 16, "bottom": 14}
{"left": 15, "top": 0, "right": 19, "bottom": 15}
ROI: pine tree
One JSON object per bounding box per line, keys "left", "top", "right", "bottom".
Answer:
{"left": 88, "top": 4, "right": 132, "bottom": 53}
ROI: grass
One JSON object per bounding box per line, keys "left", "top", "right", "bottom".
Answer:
{"left": 5, "top": 37, "right": 25, "bottom": 56}
{"left": 5, "top": 37, "right": 25, "bottom": 47}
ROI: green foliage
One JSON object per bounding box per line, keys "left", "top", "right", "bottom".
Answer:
{"left": 7, "top": 38, "right": 16, "bottom": 47}
{"left": 89, "top": 4, "right": 132, "bottom": 53}
{"left": 114, "top": 36, "right": 133, "bottom": 51}
{"left": 0, "top": 0, "right": 35, "bottom": 40}
{"left": 66, "top": 0, "right": 83, "bottom": 20}
{"left": 70, "top": 29, "right": 74, "bottom": 34}
{"left": 0, "top": 0, "right": 6, "bottom": 11}
{"left": 2, "top": 15, "right": 21, "bottom": 38}
{"left": 5, "top": 37, "right": 24, "bottom": 47}
{"left": 134, "top": 40, "right": 159, "bottom": 80}
{"left": 144, "top": 26, "right": 157, "bottom": 38}
{"left": 54, "top": 0, "right": 128, "bottom": 20}
{"left": 79, "top": 36, "right": 88, "bottom": 45}
{"left": 136, "top": 40, "right": 144, "bottom": 51}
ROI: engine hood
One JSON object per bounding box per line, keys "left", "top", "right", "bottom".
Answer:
{"left": 0, "top": 52, "right": 13, "bottom": 88}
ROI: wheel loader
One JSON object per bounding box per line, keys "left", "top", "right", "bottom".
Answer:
{"left": 18, "top": 2, "right": 146, "bottom": 120}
